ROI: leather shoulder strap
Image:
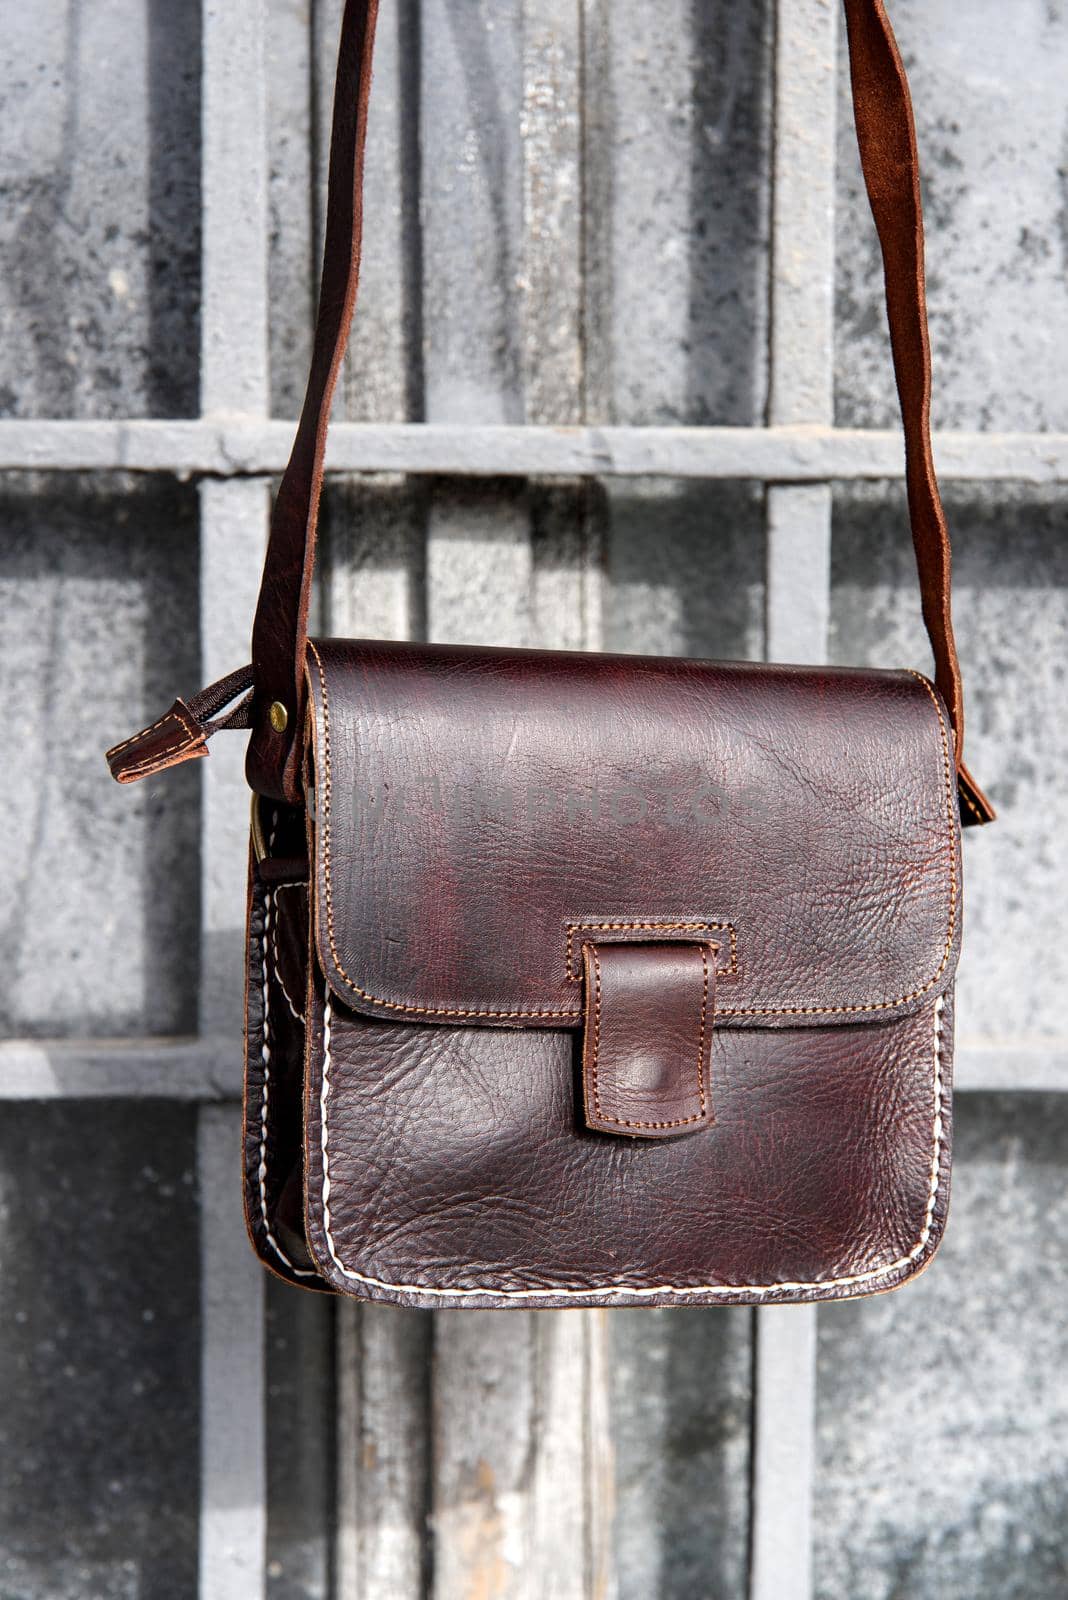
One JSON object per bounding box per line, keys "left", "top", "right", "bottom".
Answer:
{"left": 246, "top": 0, "right": 994, "bottom": 824}
{"left": 248, "top": 0, "right": 380, "bottom": 803}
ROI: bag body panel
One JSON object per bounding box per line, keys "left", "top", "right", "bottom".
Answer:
{"left": 241, "top": 635, "right": 963, "bottom": 1308}
{"left": 296, "top": 951, "right": 954, "bottom": 1309}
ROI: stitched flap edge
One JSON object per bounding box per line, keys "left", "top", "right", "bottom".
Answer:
{"left": 304, "top": 637, "right": 961, "bottom": 1030}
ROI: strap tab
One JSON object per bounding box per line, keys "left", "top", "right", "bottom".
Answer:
{"left": 958, "top": 762, "right": 996, "bottom": 828}
{"left": 580, "top": 941, "right": 716, "bottom": 1139}
{"left": 105, "top": 665, "right": 254, "bottom": 785}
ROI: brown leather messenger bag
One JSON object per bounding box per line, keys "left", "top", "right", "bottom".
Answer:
{"left": 107, "top": 0, "right": 995, "bottom": 1308}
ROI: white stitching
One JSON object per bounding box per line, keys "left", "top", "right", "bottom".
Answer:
{"left": 272, "top": 883, "right": 306, "bottom": 1025}
{"left": 257, "top": 887, "right": 317, "bottom": 1280}
{"left": 315, "top": 987, "right": 948, "bottom": 1301}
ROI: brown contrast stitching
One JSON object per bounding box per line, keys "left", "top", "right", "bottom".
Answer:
{"left": 315, "top": 987, "right": 948, "bottom": 1299}
{"left": 110, "top": 721, "right": 202, "bottom": 773}
{"left": 309, "top": 645, "right": 957, "bottom": 1020}
{"left": 717, "top": 671, "right": 958, "bottom": 1017}
{"left": 586, "top": 944, "right": 603, "bottom": 1117}
{"left": 565, "top": 919, "right": 737, "bottom": 980}
{"left": 107, "top": 704, "right": 201, "bottom": 765}
{"left": 583, "top": 942, "right": 709, "bottom": 1131}
{"left": 697, "top": 945, "right": 710, "bottom": 1113}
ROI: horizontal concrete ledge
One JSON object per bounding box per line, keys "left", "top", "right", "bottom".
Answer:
{"left": 0, "top": 1035, "right": 1063, "bottom": 1100}
{"left": 954, "top": 1041, "right": 1068, "bottom": 1093}
{"left": 0, "top": 1035, "right": 244, "bottom": 1100}
{"left": 1, "top": 419, "right": 1068, "bottom": 483}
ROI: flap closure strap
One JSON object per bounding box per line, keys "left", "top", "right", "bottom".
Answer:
{"left": 581, "top": 941, "right": 716, "bottom": 1140}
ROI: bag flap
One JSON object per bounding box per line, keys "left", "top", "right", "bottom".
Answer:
{"left": 304, "top": 638, "right": 960, "bottom": 1029}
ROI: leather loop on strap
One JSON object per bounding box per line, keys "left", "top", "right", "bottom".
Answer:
{"left": 246, "top": 0, "right": 994, "bottom": 824}
{"left": 580, "top": 942, "right": 716, "bottom": 1139}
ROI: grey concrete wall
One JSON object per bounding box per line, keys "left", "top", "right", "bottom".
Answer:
{"left": 833, "top": 0, "right": 1068, "bottom": 1061}
{"left": 835, "top": 0, "right": 1068, "bottom": 433}
{"left": 0, "top": 473, "right": 201, "bottom": 1038}
{"left": 0, "top": 0, "right": 201, "bottom": 419}
{"left": 0, "top": 1104, "right": 201, "bottom": 1599}
{"left": 815, "top": 1093, "right": 1068, "bottom": 1600}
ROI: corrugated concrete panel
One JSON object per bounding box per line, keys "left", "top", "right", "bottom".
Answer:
{"left": 328, "top": 0, "right": 424, "bottom": 427}
{"left": 0, "top": 1103, "right": 200, "bottom": 1599}
{"left": 814, "top": 1093, "right": 1068, "bottom": 1600}
{"left": 0, "top": 473, "right": 200, "bottom": 1037}
{"left": 830, "top": 482, "right": 1068, "bottom": 1057}
{"left": 336, "top": 1303, "right": 433, "bottom": 1600}
{"left": 421, "top": 0, "right": 525, "bottom": 427}
{"left": 0, "top": 0, "right": 201, "bottom": 419}
{"left": 835, "top": 0, "right": 1068, "bottom": 432}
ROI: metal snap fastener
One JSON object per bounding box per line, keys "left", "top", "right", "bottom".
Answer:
{"left": 268, "top": 700, "right": 289, "bottom": 733}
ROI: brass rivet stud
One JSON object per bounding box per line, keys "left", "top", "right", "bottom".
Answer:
{"left": 268, "top": 700, "right": 289, "bottom": 733}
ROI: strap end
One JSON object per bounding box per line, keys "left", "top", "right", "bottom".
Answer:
{"left": 106, "top": 699, "right": 209, "bottom": 784}
{"left": 106, "top": 665, "right": 255, "bottom": 786}
{"left": 958, "top": 762, "right": 996, "bottom": 827}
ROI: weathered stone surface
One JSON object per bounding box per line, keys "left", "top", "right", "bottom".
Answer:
{"left": 336, "top": 1303, "right": 433, "bottom": 1600}
{"left": 266, "top": 0, "right": 315, "bottom": 420}
{"left": 0, "top": 1103, "right": 200, "bottom": 1599}
{"left": 0, "top": 473, "right": 201, "bottom": 1038}
{"left": 609, "top": 1307, "right": 752, "bottom": 1600}
{"left": 815, "top": 1094, "right": 1068, "bottom": 1600}
{"left": 835, "top": 0, "right": 1068, "bottom": 432}
{"left": 420, "top": 0, "right": 526, "bottom": 426}
{"left": 585, "top": 0, "right": 773, "bottom": 426}
{"left": 0, "top": 0, "right": 201, "bottom": 419}
{"left": 265, "top": 1279, "right": 336, "bottom": 1600}
{"left": 831, "top": 481, "right": 1068, "bottom": 1053}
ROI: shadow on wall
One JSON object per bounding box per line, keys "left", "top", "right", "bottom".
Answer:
{"left": 605, "top": 480, "right": 767, "bottom": 662}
